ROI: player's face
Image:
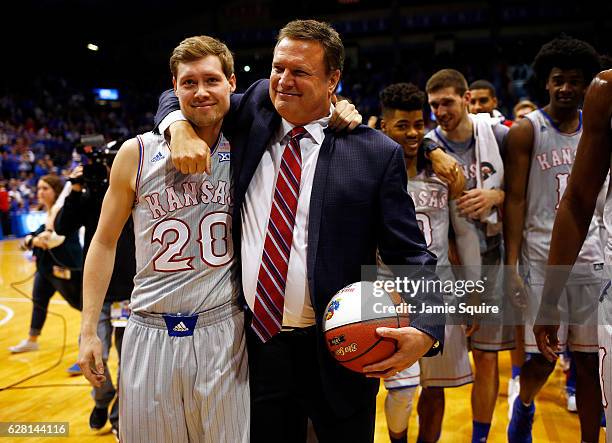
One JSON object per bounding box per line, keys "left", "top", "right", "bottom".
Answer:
{"left": 514, "top": 106, "right": 534, "bottom": 122}
{"left": 546, "top": 68, "right": 587, "bottom": 110}
{"left": 428, "top": 87, "right": 469, "bottom": 132}
{"left": 37, "top": 179, "right": 56, "bottom": 209}
{"left": 269, "top": 38, "right": 340, "bottom": 126}
{"left": 468, "top": 89, "right": 498, "bottom": 115}
{"left": 173, "top": 56, "right": 236, "bottom": 129}
{"left": 381, "top": 109, "right": 425, "bottom": 160}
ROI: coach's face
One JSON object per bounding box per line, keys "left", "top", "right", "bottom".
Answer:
{"left": 270, "top": 38, "right": 340, "bottom": 126}
{"left": 173, "top": 55, "right": 236, "bottom": 129}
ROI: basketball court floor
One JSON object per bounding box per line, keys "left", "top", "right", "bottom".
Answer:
{"left": 0, "top": 239, "right": 604, "bottom": 442}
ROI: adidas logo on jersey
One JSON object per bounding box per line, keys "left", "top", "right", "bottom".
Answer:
{"left": 151, "top": 151, "right": 165, "bottom": 163}
{"left": 173, "top": 322, "right": 189, "bottom": 332}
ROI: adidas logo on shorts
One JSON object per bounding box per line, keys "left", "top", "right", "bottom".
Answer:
{"left": 173, "top": 322, "right": 189, "bottom": 332}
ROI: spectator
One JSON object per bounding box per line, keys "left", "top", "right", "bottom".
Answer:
{"left": 8, "top": 174, "right": 82, "bottom": 353}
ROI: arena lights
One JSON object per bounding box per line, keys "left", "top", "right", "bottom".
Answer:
{"left": 87, "top": 43, "right": 99, "bottom": 51}
{"left": 243, "top": 65, "right": 251, "bottom": 72}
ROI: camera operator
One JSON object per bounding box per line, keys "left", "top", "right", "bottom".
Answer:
{"left": 55, "top": 150, "right": 135, "bottom": 437}
{"left": 9, "top": 175, "right": 83, "bottom": 351}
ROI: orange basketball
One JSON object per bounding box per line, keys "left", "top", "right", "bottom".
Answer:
{"left": 322, "top": 281, "right": 409, "bottom": 373}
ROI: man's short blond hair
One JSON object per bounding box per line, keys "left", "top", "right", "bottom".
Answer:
{"left": 170, "top": 36, "right": 234, "bottom": 79}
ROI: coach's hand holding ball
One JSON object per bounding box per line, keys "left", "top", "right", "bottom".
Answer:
{"left": 323, "top": 281, "right": 435, "bottom": 378}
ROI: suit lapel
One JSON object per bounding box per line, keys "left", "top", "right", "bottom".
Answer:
{"left": 307, "top": 131, "right": 334, "bottom": 307}
{"left": 236, "top": 105, "right": 280, "bottom": 207}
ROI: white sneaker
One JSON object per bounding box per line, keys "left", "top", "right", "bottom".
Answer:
{"left": 508, "top": 376, "right": 520, "bottom": 420}
{"left": 567, "top": 393, "right": 577, "bottom": 412}
{"left": 9, "top": 339, "right": 39, "bottom": 353}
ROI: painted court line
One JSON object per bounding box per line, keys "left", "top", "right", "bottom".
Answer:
{"left": 0, "top": 297, "right": 68, "bottom": 305}
{"left": 0, "top": 304, "right": 14, "bottom": 326}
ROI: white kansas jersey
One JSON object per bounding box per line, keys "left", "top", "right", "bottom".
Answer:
{"left": 521, "top": 110, "right": 603, "bottom": 277}
{"left": 408, "top": 170, "right": 450, "bottom": 268}
{"left": 130, "top": 131, "right": 238, "bottom": 314}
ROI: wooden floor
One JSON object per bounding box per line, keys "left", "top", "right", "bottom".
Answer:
{"left": 0, "top": 238, "right": 605, "bottom": 442}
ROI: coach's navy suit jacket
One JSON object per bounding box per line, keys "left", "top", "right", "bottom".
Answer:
{"left": 155, "top": 79, "right": 444, "bottom": 416}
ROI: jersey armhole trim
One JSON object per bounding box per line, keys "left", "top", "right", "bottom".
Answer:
{"left": 135, "top": 135, "right": 145, "bottom": 203}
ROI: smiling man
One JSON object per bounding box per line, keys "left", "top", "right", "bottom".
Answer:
{"left": 504, "top": 36, "right": 603, "bottom": 443}
{"left": 422, "top": 68, "right": 510, "bottom": 443}
{"left": 78, "top": 36, "right": 249, "bottom": 442}
{"left": 154, "top": 20, "right": 445, "bottom": 443}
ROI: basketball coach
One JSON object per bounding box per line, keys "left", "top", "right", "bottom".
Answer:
{"left": 154, "top": 19, "right": 444, "bottom": 443}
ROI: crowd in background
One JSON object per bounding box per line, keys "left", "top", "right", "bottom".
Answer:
{"left": 0, "top": 76, "right": 156, "bottom": 236}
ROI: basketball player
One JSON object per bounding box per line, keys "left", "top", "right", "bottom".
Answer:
{"left": 422, "top": 68, "right": 511, "bottom": 443}
{"left": 78, "top": 36, "right": 250, "bottom": 442}
{"left": 468, "top": 79, "right": 512, "bottom": 127}
{"left": 469, "top": 81, "right": 528, "bottom": 415}
{"left": 504, "top": 37, "right": 603, "bottom": 443}
{"left": 534, "top": 68, "right": 612, "bottom": 441}
{"left": 378, "top": 82, "right": 475, "bottom": 443}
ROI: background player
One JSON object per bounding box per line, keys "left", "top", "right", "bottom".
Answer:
{"left": 504, "top": 36, "right": 603, "bottom": 443}
{"left": 468, "top": 79, "right": 512, "bottom": 127}
{"left": 78, "top": 36, "right": 249, "bottom": 442}
{"left": 534, "top": 68, "right": 612, "bottom": 441}
{"left": 422, "top": 69, "right": 511, "bottom": 443}
{"left": 378, "top": 82, "right": 475, "bottom": 443}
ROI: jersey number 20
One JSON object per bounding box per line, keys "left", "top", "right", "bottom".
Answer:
{"left": 151, "top": 212, "right": 233, "bottom": 271}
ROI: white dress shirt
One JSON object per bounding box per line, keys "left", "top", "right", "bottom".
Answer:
{"left": 242, "top": 111, "right": 331, "bottom": 328}
{"left": 159, "top": 106, "right": 332, "bottom": 327}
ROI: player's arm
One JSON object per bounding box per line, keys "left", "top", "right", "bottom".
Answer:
{"left": 502, "top": 117, "right": 534, "bottom": 307}
{"left": 155, "top": 86, "right": 362, "bottom": 174}
{"left": 447, "top": 168, "right": 466, "bottom": 200}
{"left": 449, "top": 201, "right": 482, "bottom": 335}
{"left": 78, "top": 138, "right": 138, "bottom": 387}
{"left": 425, "top": 143, "right": 463, "bottom": 186}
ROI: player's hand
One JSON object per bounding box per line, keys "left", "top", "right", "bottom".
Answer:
{"left": 329, "top": 97, "right": 362, "bottom": 131}
{"left": 367, "top": 115, "right": 378, "bottom": 129}
{"left": 362, "top": 327, "right": 435, "bottom": 378}
{"left": 429, "top": 149, "right": 463, "bottom": 186}
{"left": 456, "top": 188, "right": 500, "bottom": 220}
{"left": 462, "top": 291, "right": 482, "bottom": 336}
{"left": 448, "top": 170, "right": 466, "bottom": 200}
{"left": 505, "top": 268, "right": 528, "bottom": 309}
{"left": 78, "top": 333, "right": 106, "bottom": 388}
{"left": 533, "top": 324, "right": 560, "bottom": 363}
{"left": 463, "top": 319, "right": 480, "bottom": 337}
{"left": 168, "top": 120, "right": 211, "bottom": 175}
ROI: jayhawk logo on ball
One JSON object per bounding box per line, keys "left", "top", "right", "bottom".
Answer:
{"left": 326, "top": 299, "right": 341, "bottom": 320}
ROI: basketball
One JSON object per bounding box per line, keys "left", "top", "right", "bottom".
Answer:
{"left": 322, "top": 281, "right": 409, "bottom": 373}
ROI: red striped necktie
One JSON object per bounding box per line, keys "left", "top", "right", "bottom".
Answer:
{"left": 251, "top": 126, "right": 307, "bottom": 342}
